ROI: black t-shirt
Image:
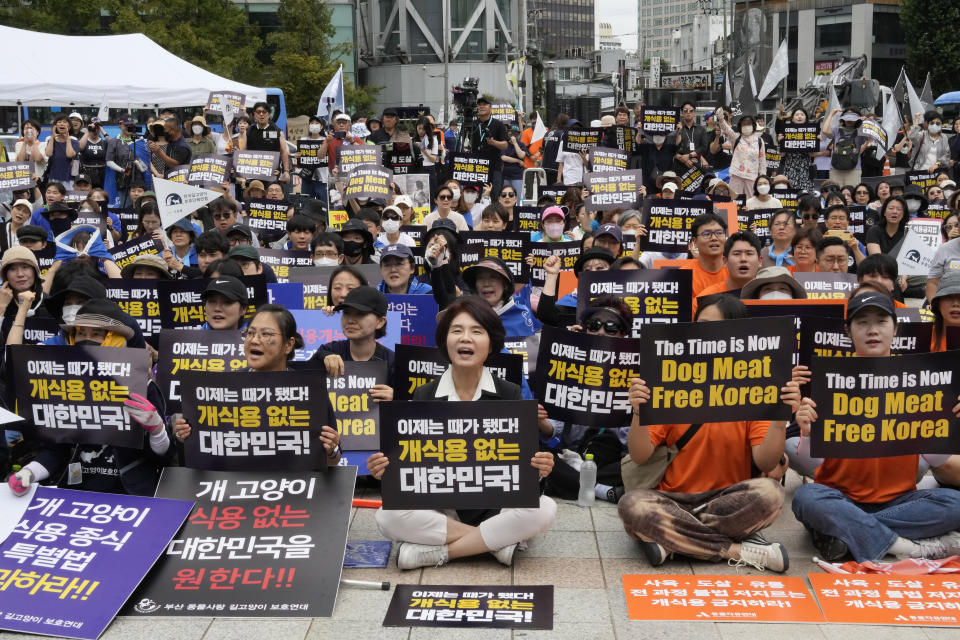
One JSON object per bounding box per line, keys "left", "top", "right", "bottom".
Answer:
{"left": 471, "top": 116, "right": 508, "bottom": 171}
{"left": 369, "top": 128, "right": 391, "bottom": 144}
{"left": 165, "top": 136, "right": 192, "bottom": 166}
{"left": 80, "top": 138, "right": 107, "bottom": 165}
{"left": 865, "top": 223, "right": 906, "bottom": 255}
{"left": 540, "top": 129, "right": 564, "bottom": 176}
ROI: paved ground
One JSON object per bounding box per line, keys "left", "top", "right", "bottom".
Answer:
{"left": 5, "top": 471, "right": 955, "bottom": 640}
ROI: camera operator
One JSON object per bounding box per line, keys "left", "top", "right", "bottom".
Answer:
{"left": 79, "top": 118, "right": 108, "bottom": 188}
{"left": 106, "top": 117, "right": 151, "bottom": 208}
{"left": 470, "top": 96, "right": 508, "bottom": 200}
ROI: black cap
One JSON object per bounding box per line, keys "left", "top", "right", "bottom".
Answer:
{"left": 380, "top": 243, "right": 414, "bottom": 261}
{"left": 202, "top": 275, "right": 249, "bottom": 305}
{"left": 338, "top": 218, "right": 374, "bottom": 248}
{"left": 74, "top": 173, "right": 91, "bottom": 184}
{"left": 476, "top": 96, "right": 492, "bottom": 105}
{"left": 226, "top": 223, "right": 253, "bottom": 241}
{"left": 423, "top": 217, "right": 462, "bottom": 245}
{"left": 334, "top": 285, "right": 388, "bottom": 316}
{"left": 16, "top": 225, "right": 47, "bottom": 242}
{"left": 574, "top": 247, "right": 616, "bottom": 275}
{"left": 846, "top": 291, "right": 896, "bottom": 321}
{"left": 228, "top": 244, "right": 260, "bottom": 263}
{"left": 43, "top": 201, "right": 77, "bottom": 222}
{"left": 52, "top": 275, "right": 107, "bottom": 302}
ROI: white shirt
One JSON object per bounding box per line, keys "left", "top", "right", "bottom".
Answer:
{"left": 557, "top": 142, "right": 584, "bottom": 185}
{"left": 420, "top": 135, "right": 439, "bottom": 167}
{"left": 422, "top": 209, "right": 470, "bottom": 232}
{"left": 434, "top": 367, "right": 497, "bottom": 401}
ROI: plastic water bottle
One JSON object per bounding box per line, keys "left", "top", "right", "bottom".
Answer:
{"left": 577, "top": 454, "right": 597, "bottom": 507}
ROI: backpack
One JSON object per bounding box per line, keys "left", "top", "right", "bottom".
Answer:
{"left": 831, "top": 129, "right": 858, "bottom": 170}
{"left": 620, "top": 423, "right": 702, "bottom": 491}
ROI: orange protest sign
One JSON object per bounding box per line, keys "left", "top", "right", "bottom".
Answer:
{"left": 809, "top": 573, "right": 960, "bottom": 626}
{"left": 712, "top": 200, "right": 739, "bottom": 233}
{"left": 557, "top": 270, "right": 578, "bottom": 299}
{"left": 623, "top": 574, "right": 824, "bottom": 622}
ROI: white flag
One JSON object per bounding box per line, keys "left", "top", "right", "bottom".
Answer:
{"left": 531, "top": 111, "right": 547, "bottom": 144}
{"left": 756, "top": 40, "right": 788, "bottom": 101}
{"left": 905, "top": 72, "right": 925, "bottom": 124}
{"left": 219, "top": 99, "right": 236, "bottom": 126}
{"left": 153, "top": 178, "right": 222, "bottom": 229}
{"left": 97, "top": 98, "right": 109, "bottom": 122}
{"left": 877, "top": 92, "right": 903, "bottom": 161}
{"left": 317, "top": 65, "right": 345, "bottom": 119}
{"left": 825, "top": 82, "right": 841, "bottom": 134}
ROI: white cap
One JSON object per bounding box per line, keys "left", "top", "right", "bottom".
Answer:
{"left": 662, "top": 181, "right": 677, "bottom": 192}
{"left": 334, "top": 113, "right": 351, "bottom": 122}
{"left": 393, "top": 195, "right": 414, "bottom": 208}
{"left": 590, "top": 119, "right": 602, "bottom": 127}
{"left": 68, "top": 111, "right": 83, "bottom": 120}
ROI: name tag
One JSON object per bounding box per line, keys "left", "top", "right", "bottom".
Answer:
{"left": 949, "top": 260, "right": 960, "bottom": 270}
{"left": 266, "top": 131, "right": 277, "bottom": 139}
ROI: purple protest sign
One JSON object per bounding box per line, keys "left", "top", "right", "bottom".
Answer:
{"left": 290, "top": 310, "right": 401, "bottom": 361}
{"left": 0, "top": 486, "right": 193, "bottom": 640}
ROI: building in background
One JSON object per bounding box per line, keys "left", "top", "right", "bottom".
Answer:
{"left": 639, "top": 0, "right": 732, "bottom": 64}
{"left": 598, "top": 22, "right": 621, "bottom": 50}
{"left": 670, "top": 13, "right": 727, "bottom": 74}
{"left": 530, "top": 0, "right": 595, "bottom": 59}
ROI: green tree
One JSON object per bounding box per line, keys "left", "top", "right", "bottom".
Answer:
{"left": 3, "top": 0, "right": 104, "bottom": 35}
{"left": 901, "top": 0, "right": 960, "bottom": 96}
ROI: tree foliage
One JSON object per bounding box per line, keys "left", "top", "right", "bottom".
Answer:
{"left": 3, "top": 0, "right": 104, "bottom": 35}
{"left": 901, "top": 0, "right": 960, "bottom": 96}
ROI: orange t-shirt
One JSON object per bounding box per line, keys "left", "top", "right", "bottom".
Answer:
{"left": 693, "top": 281, "right": 741, "bottom": 316}
{"left": 932, "top": 332, "right": 947, "bottom": 352}
{"left": 814, "top": 456, "right": 919, "bottom": 504}
{"left": 521, "top": 127, "right": 542, "bottom": 168}
{"left": 691, "top": 260, "right": 729, "bottom": 297}
{"left": 649, "top": 421, "right": 770, "bottom": 493}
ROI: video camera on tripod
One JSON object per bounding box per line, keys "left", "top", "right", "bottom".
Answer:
{"left": 452, "top": 77, "right": 479, "bottom": 152}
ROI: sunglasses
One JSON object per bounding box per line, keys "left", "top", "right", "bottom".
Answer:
{"left": 213, "top": 213, "right": 233, "bottom": 220}
{"left": 500, "top": 192, "right": 516, "bottom": 198}
{"left": 437, "top": 194, "right": 453, "bottom": 200}
{"left": 585, "top": 318, "right": 625, "bottom": 336}
{"left": 802, "top": 213, "right": 819, "bottom": 220}
{"left": 383, "top": 214, "right": 402, "bottom": 221}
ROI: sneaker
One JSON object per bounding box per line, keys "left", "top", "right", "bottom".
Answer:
{"left": 811, "top": 530, "right": 849, "bottom": 562}
{"left": 732, "top": 535, "right": 789, "bottom": 573}
{"left": 397, "top": 543, "right": 448, "bottom": 570}
{"left": 639, "top": 540, "right": 671, "bottom": 567}
{"left": 491, "top": 543, "right": 518, "bottom": 566}
{"left": 915, "top": 532, "right": 960, "bottom": 560}
{"left": 606, "top": 485, "right": 626, "bottom": 504}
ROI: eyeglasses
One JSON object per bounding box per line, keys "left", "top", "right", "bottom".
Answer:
{"left": 681, "top": 108, "right": 695, "bottom": 113}
{"left": 856, "top": 190, "right": 869, "bottom": 195}
{"left": 437, "top": 194, "right": 453, "bottom": 200}
{"left": 698, "top": 229, "right": 726, "bottom": 240}
{"left": 254, "top": 109, "right": 269, "bottom": 115}
{"left": 241, "top": 328, "right": 280, "bottom": 342}
{"left": 820, "top": 256, "right": 848, "bottom": 265}
{"left": 500, "top": 192, "right": 516, "bottom": 198}
{"left": 802, "top": 213, "right": 819, "bottom": 220}
{"left": 585, "top": 318, "right": 625, "bottom": 336}
{"left": 213, "top": 212, "right": 233, "bottom": 220}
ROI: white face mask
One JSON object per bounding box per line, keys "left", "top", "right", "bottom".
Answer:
{"left": 756, "top": 184, "right": 771, "bottom": 195}
{"left": 944, "top": 189, "right": 955, "bottom": 200}
{"left": 355, "top": 197, "right": 370, "bottom": 205}
{"left": 314, "top": 257, "right": 339, "bottom": 267}
{"left": 906, "top": 199, "right": 921, "bottom": 213}
{"left": 61, "top": 304, "right": 82, "bottom": 324}
{"left": 652, "top": 135, "right": 666, "bottom": 145}
{"left": 308, "top": 124, "right": 322, "bottom": 134}
{"left": 544, "top": 221, "right": 565, "bottom": 238}
{"left": 741, "top": 125, "right": 754, "bottom": 136}
{"left": 929, "top": 124, "right": 942, "bottom": 134}
{"left": 382, "top": 219, "right": 400, "bottom": 235}
{"left": 450, "top": 189, "right": 461, "bottom": 201}
{"left": 192, "top": 125, "right": 203, "bottom": 135}
{"left": 463, "top": 191, "right": 478, "bottom": 204}
{"left": 759, "top": 290, "right": 792, "bottom": 301}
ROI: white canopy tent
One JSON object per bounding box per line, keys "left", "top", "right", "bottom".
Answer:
{"left": 0, "top": 25, "right": 266, "bottom": 108}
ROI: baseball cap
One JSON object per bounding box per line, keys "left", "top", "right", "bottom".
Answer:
{"left": 476, "top": 96, "right": 492, "bottom": 105}
{"left": 202, "top": 275, "right": 249, "bottom": 305}
{"left": 228, "top": 245, "right": 260, "bottom": 263}
{"left": 226, "top": 223, "right": 253, "bottom": 241}
{"left": 334, "top": 285, "right": 388, "bottom": 316}
{"left": 68, "top": 111, "right": 83, "bottom": 121}
{"left": 393, "top": 195, "right": 414, "bottom": 209}
{"left": 380, "top": 243, "right": 414, "bottom": 261}
{"left": 12, "top": 199, "right": 33, "bottom": 212}
{"left": 594, "top": 223, "right": 623, "bottom": 244}
{"left": 662, "top": 181, "right": 677, "bottom": 192}
{"left": 334, "top": 113, "right": 352, "bottom": 122}
{"left": 574, "top": 247, "right": 616, "bottom": 275}
{"left": 846, "top": 291, "right": 896, "bottom": 321}
{"left": 541, "top": 206, "right": 565, "bottom": 221}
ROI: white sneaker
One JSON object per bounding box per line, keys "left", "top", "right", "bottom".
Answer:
{"left": 915, "top": 532, "right": 960, "bottom": 560}
{"left": 491, "top": 543, "right": 517, "bottom": 566}
{"left": 730, "top": 534, "right": 789, "bottom": 573}
{"left": 397, "top": 543, "right": 448, "bottom": 570}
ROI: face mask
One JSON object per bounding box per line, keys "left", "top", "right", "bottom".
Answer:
{"left": 741, "top": 125, "right": 754, "bottom": 136}
{"left": 74, "top": 339, "right": 101, "bottom": 347}
{"left": 906, "top": 199, "right": 921, "bottom": 213}
{"left": 929, "top": 124, "right": 942, "bottom": 134}
{"left": 450, "top": 189, "right": 461, "bottom": 201}
{"left": 759, "top": 290, "right": 792, "bottom": 301}
{"left": 756, "top": 184, "right": 771, "bottom": 195}
{"left": 756, "top": 123, "right": 765, "bottom": 131}
{"left": 544, "top": 221, "right": 565, "bottom": 238}
{"left": 652, "top": 135, "right": 666, "bottom": 145}
{"left": 382, "top": 219, "right": 400, "bottom": 235}
{"left": 944, "top": 189, "right": 955, "bottom": 200}
{"left": 355, "top": 197, "right": 370, "bottom": 205}
{"left": 49, "top": 218, "right": 71, "bottom": 236}
{"left": 464, "top": 192, "right": 478, "bottom": 204}
{"left": 192, "top": 125, "right": 203, "bottom": 135}
{"left": 313, "top": 257, "right": 339, "bottom": 267}
{"left": 308, "top": 124, "right": 322, "bottom": 134}
{"left": 342, "top": 240, "right": 364, "bottom": 257}
{"left": 61, "top": 304, "right": 82, "bottom": 324}
{"left": 774, "top": 183, "right": 787, "bottom": 191}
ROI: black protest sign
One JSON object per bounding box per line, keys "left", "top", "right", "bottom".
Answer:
{"left": 383, "top": 584, "right": 554, "bottom": 630}
{"left": 533, "top": 325, "right": 641, "bottom": 426}
{"left": 781, "top": 124, "right": 820, "bottom": 151}
{"left": 678, "top": 165, "right": 705, "bottom": 193}
{"left": 158, "top": 275, "right": 268, "bottom": 329}
{"left": 639, "top": 106, "right": 680, "bottom": 135}
{"left": 539, "top": 186, "right": 566, "bottom": 205}
{"left": 740, "top": 208, "right": 778, "bottom": 246}
{"left": 166, "top": 164, "right": 189, "bottom": 183}
{"left": 205, "top": 91, "right": 245, "bottom": 115}
{"left": 110, "top": 206, "right": 140, "bottom": 240}
{"left": 63, "top": 190, "right": 86, "bottom": 204}
{"left": 256, "top": 248, "right": 313, "bottom": 282}
{"left": 907, "top": 171, "right": 938, "bottom": 191}
{"left": 287, "top": 263, "right": 381, "bottom": 309}
{"left": 859, "top": 120, "right": 887, "bottom": 150}
{"left": 72, "top": 209, "right": 109, "bottom": 237}
{"left": 588, "top": 147, "right": 629, "bottom": 173}
{"left": 606, "top": 125, "right": 637, "bottom": 153}
{"left": 379, "top": 400, "right": 540, "bottom": 510}
{"left": 128, "top": 466, "right": 355, "bottom": 618}
{"left": 489, "top": 103, "right": 518, "bottom": 125}
{"left": 634, "top": 317, "right": 795, "bottom": 425}
{"left": 328, "top": 361, "right": 387, "bottom": 450}
{"left": 949, "top": 326, "right": 960, "bottom": 350}
{"left": 513, "top": 206, "right": 542, "bottom": 233}
{"left": 156, "top": 329, "right": 246, "bottom": 414}
{"left": 344, "top": 165, "right": 392, "bottom": 201}
{"left": 0, "top": 316, "right": 59, "bottom": 345}
{"left": 337, "top": 146, "right": 382, "bottom": 173}
{"left": 400, "top": 224, "right": 426, "bottom": 246}
{"left": 799, "top": 315, "right": 930, "bottom": 369}
{"left": 382, "top": 141, "right": 416, "bottom": 175}
{"left": 529, "top": 241, "right": 580, "bottom": 288}
{"left": 105, "top": 279, "right": 161, "bottom": 346}
{"left": 459, "top": 242, "right": 485, "bottom": 266}
{"left": 773, "top": 188, "right": 799, "bottom": 211}
{"left": 765, "top": 148, "right": 781, "bottom": 172}
{"left": 504, "top": 334, "right": 540, "bottom": 379}
{"left": 809, "top": 351, "right": 960, "bottom": 458}
{"left": 451, "top": 154, "right": 491, "bottom": 187}
{"left": 847, "top": 205, "right": 867, "bottom": 239}
{"left": 109, "top": 235, "right": 164, "bottom": 271}
{"left": 577, "top": 269, "right": 692, "bottom": 336}
{"left": 640, "top": 198, "right": 713, "bottom": 252}
{"left": 242, "top": 198, "right": 291, "bottom": 239}
{"left": 234, "top": 150, "right": 280, "bottom": 181}
{"left": 793, "top": 272, "right": 858, "bottom": 300}
{"left": 10, "top": 345, "right": 149, "bottom": 448}
{"left": 0, "top": 161, "right": 35, "bottom": 190}
{"left": 461, "top": 230, "right": 531, "bottom": 283}
{"left": 926, "top": 203, "right": 952, "bottom": 220}
{"left": 181, "top": 370, "right": 328, "bottom": 471}
{"left": 392, "top": 344, "right": 523, "bottom": 401}
{"left": 585, "top": 169, "right": 643, "bottom": 211}
{"left": 34, "top": 244, "right": 56, "bottom": 278}
{"left": 297, "top": 139, "right": 325, "bottom": 167}
{"left": 187, "top": 154, "right": 232, "bottom": 188}
{"left": 562, "top": 128, "right": 603, "bottom": 153}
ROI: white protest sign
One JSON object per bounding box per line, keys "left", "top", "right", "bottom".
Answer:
{"left": 897, "top": 228, "right": 937, "bottom": 276}
{"left": 154, "top": 177, "right": 222, "bottom": 229}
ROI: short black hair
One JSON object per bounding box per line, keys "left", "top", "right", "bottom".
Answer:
{"left": 816, "top": 234, "right": 846, "bottom": 256}
{"left": 695, "top": 293, "right": 748, "bottom": 321}
{"left": 252, "top": 101, "right": 270, "bottom": 114}
{"left": 824, "top": 203, "right": 849, "bottom": 221}
{"left": 327, "top": 265, "right": 369, "bottom": 300}
{"left": 723, "top": 231, "right": 761, "bottom": 258}
{"left": 45, "top": 182, "right": 67, "bottom": 196}
{"left": 680, "top": 101, "right": 696, "bottom": 111}
{"left": 690, "top": 212, "right": 727, "bottom": 238}
{"left": 435, "top": 296, "right": 505, "bottom": 363}
{"left": 209, "top": 197, "right": 238, "bottom": 215}
{"left": 480, "top": 203, "right": 510, "bottom": 226}
{"left": 251, "top": 304, "right": 304, "bottom": 359}
{"left": 286, "top": 214, "right": 316, "bottom": 233}
{"left": 355, "top": 207, "right": 382, "bottom": 226}
{"left": 611, "top": 256, "right": 644, "bottom": 270}
{"left": 924, "top": 110, "right": 942, "bottom": 124}
{"left": 311, "top": 231, "right": 343, "bottom": 254}
{"left": 204, "top": 258, "right": 244, "bottom": 278}
{"left": 797, "top": 193, "right": 822, "bottom": 215}
{"left": 196, "top": 230, "right": 229, "bottom": 256}
{"left": 857, "top": 253, "right": 898, "bottom": 281}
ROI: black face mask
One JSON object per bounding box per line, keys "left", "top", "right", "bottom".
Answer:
{"left": 74, "top": 340, "right": 101, "bottom": 347}
{"left": 342, "top": 240, "right": 364, "bottom": 257}
{"left": 49, "top": 218, "right": 72, "bottom": 236}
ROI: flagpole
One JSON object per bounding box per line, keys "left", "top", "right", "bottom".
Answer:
{"left": 780, "top": 6, "right": 790, "bottom": 105}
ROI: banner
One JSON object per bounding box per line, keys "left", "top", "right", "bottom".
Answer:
{"left": 0, "top": 316, "right": 59, "bottom": 345}
{"left": 461, "top": 230, "right": 530, "bottom": 282}
{"left": 781, "top": 124, "right": 820, "bottom": 151}
{"left": 489, "top": 103, "right": 518, "bottom": 125}
{"left": 577, "top": 269, "right": 692, "bottom": 336}
{"left": 585, "top": 170, "right": 643, "bottom": 211}
{"left": 607, "top": 125, "right": 636, "bottom": 153}
{"left": 677, "top": 165, "right": 705, "bottom": 194}
{"left": 297, "top": 139, "right": 325, "bottom": 168}
{"left": 379, "top": 400, "right": 540, "bottom": 510}
{"left": 256, "top": 248, "right": 312, "bottom": 281}
{"left": 533, "top": 325, "right": 641, "bottom": 426}
{"left": 561, "top": 128, "right": 603, "bottom": 153}
{"left": 233, "top": 150, "right": 279, "bottom": 181}
{"left": 0, "top": 161, "right": 36, "bottom": 190}
{"left": 528, "top": 241, "right": 580, "bottom": 288}
{"left": 287, "top": 264, "right": 382, "bottom": 310}
{"left": 386, "top": 293, "right": 438, "bottom": 347}
{"left": 772, "top": 188, "right": 799, "bottom": 211}
{"left": 659, "top": 71, "right": 712, "bottom": 90}
{"left": 205, "top": 91, "right": 245, "bottom": 116}
{"left": 154, "top": 177, "right": 221, "bottom": 229}
{"left": 897, "top": 228, "right": 937, "bottom": 276}
{"left": 104, "top": 279, "right": 160, "bottom": 346}
{"left": 588, "top": 147, "right": 629, "bottom": 173}
{"left": 907, "top": 171, "right": 938, "bottom": 191}
{"left": 640, "top": 199, "right": 713, "bottom": 253}
{"left": 158, "top": 276, "right": 267, "bottom": 330}
{"left": 392, "top": 344, "right": 523, "bottom": 401}
{"left": 328, "top": 361, "right": 387, "bottom": 450}
{"left": 383, "top": 584, "right": 553, "bottom": 629}
{"left": 808, "top": 573, "right": 960, "bottom": 626}
{"left": 381, "top": 141, "right": 416, "bottom": 175}
{"left": 337, "top": 146, "right": 382, "bottom": 174}
{"left": 765, "top": 148, "right": 781, "bottom": 172}
{"left": 793, "top": 272, "right": 858, "bottom": 299}
{"left": 181, "top": 370, "right": 329, "bottom": 471}
{"left": 187, "top": 154, "right": 231, "bottom": 188}
{"left": 165, "top": 165, "right": 189, "bottom": 184}
{"left": 451, "top": 154, "right": 491, "bottom": 187}
{"left": 128, "top": 467, "right": 355, "bottom": 618}
{"left": 10, "top": 345, "right": 149, "bottom": 448}
{"left": 514, "top": 205, "right": 542, "bottom": 233}
{"left": 344, "top": 165, "right": 392, "bottom": 201}
{"left": 290, "top": 309, "right": 401, "bottom": 361}
{"left": 109, "top": 235, "right": 164, "bottom": 271}
{"left": 0, "top": 487, "right": 193, "bottom": 640}
{"left": 859, "top": 120, "right": 888, "bottom": 151}
{"left": 634, "top": 317, "right": 795, "bottom": 425}
{"left": 809, "top": 351, "right": 960, "bottom": 458}
{"left": 639, "top": 106, "right": 680, "bottom": 135}
{"left": 156, "top": 329, "right": 246, "bottom": 414}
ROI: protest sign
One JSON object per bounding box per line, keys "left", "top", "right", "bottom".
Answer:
{"left": 381, "top": 141, "right": 417, "bottom": 175}
{"left": 588, "top": 147, "right": 629, "bottom": 173}
{"left": 907, "top": 171, "right": 938, "bottom": 191}
{"left": 772, "top": 188, "right": 799, "bottom": 211}
{"left": 577, "top": 269, "right": 693, "bottom": 335}
{"left": 34, "top": 244, "right": 56, "bottom": 278}
{"left": 562, "top": 128, "right": 603, "bottom": 153}
{"left": 585, "top": 169, "right": 643, "bottom": 211}
{"left": 297, "top": 139, "right": 325, "bottom": 168}
{"left": 344, "top": 165, "right": 392, "bottom": 201}
{"left": 640, "top": 199, "right": 713, "bottom": 253}
{"left": 809, "top": 351, "right": 960, "bottom": 458}
{"left": 205, "top": 91, "right": 245, "bottom": 116}
{"left": 63, "top": 190, "right": 87, "bottom": 205}
{"left": 72, "top": 209, "right": 108, "bottom": 238}
{"left": 233, "top": 150, "right": 280, "bottom": 181}
{"left": 528, "top": 241, "right": 580, "bottom": 288}
{"left": 451, "top": 154, "right": 491, "bottom": 187}
{"left": 392, "top": 174, "right": 432, "bottom": 218}
{"left": 187, "top": 154, "right": 231, "bottom": 188}
{"left": 0, "top": 161, "right": 35, "bottom": 190}
{"left": 859, "top": 120, "right": 888, "bottom": 150}
{"left": 504, "top": 334, "right": 540, "bottom": 378}
{"left": 808, "top": 573, "right": 960, "bottom": 626}
{"left": 379, "top": 400, "right": 540, "bottom": 510}
{"left": 337, "top": 146, "right": 382, "bottom": 173}
{"left": 128, "top": 467, "right": 355, "bottom": 618}
{"left": 399, "top": 224, "right": 426, "bottom": 246}
{"left": 392, "top": 344, "right": 523, "bottom": 401}
{"left": 738, "top": 208, "right": 778, "bottom": 246}
{"left": 109, "top": 235, "right": 164, "bottom": 271}
{"left": 156, "top": 329, "right": 246, "bottom": 414}
{"left": 847, "top": 205, "right": 868, "bottom": 239}
{"left": 794, "top": 272, "right": 858, "bottom": 299}
{"left": 489, "top": 103, "right": 518, "bottom": 125}
{"left": 386, "top": 293, "right": 438, "bottom": 347}
{"left": 897, "top": 228, "right": 937, "bottom": 276}
{"left": 908, "top": 217, "right": 944, "bottom": 251}
{"left": 153, "top": 177, "right": 221, "bottom": 228}
{"left": 165, "top": 165, "right": 189, "bottom": 183}
{"left": 328, "top": 361, "right": 387, "bottom": 450}
{"left": 181, "top": 370, "right": 329, "bottom": 471}
{"left": 290, "top": 309, "right": 401, "bottom": 361}
{"left": 256, "top": 248, "right": 313, "bottom": 281}
{"left": 287, "top": 263, "right": 382, "bottom": 310}
{"left": 533, "top": 325, "right": 641, "bottom": 426}
{"left": 513, "top": 205, "right": 542, "bottom": 233}
{"left": 634, "top": 317, "right": 795, "bottom": 425}
{"left": 744, "top": 298, "right": 846, "bottom": 319}
{"left": 0, "top": 487, "right": 193, "bottom": 640}
{"left": 606, "top": 125, "right": 636, "bottom": 153}
{"left": 781, "top": 124, "right": 820, "bottom": 151}
{"left": 105, "top": 279, "right": 160, "bottom": 346}
{"left": 10, "top": 345, "right": 149, "bottom": 448}
{"left": 459, "top": 242, "right": 485, "bottom": 266}
{"left": 109, "top": 206, "right": 140, "bottom": 240}
{"left": 623, "top": 575, "right": 823, "bottom": 623}
{"left": 764, "top": 148, "right": 781, "bottom": 173}
{"left": 158, "top": 275, "right": 267, "bottom": 330}
{"left": 461, "top": 230, "right": 531, "bottom": 282}
{"left": 383, "top": 584, "right": 554, "bottom": 629}
{"left": 926, "top": 203, "right": 952, "bottom": 220}
{"left": 678, "top": 165, "right": 705, "bottom": 193}
{"left": 539, "top": 186, "right": 567, "bottom": 205}
{"left": 639, "top": 106, "right": 680, "bottom": 135}
{"left": 0, "top": 316, "right": 59, "bottom": 345}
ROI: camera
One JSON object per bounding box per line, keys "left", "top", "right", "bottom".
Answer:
{"left": 452, "top": 77, "right": 480, "bottom": 152}
{"left": 293, "top": 167, "right": 314, "bottom": 181}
